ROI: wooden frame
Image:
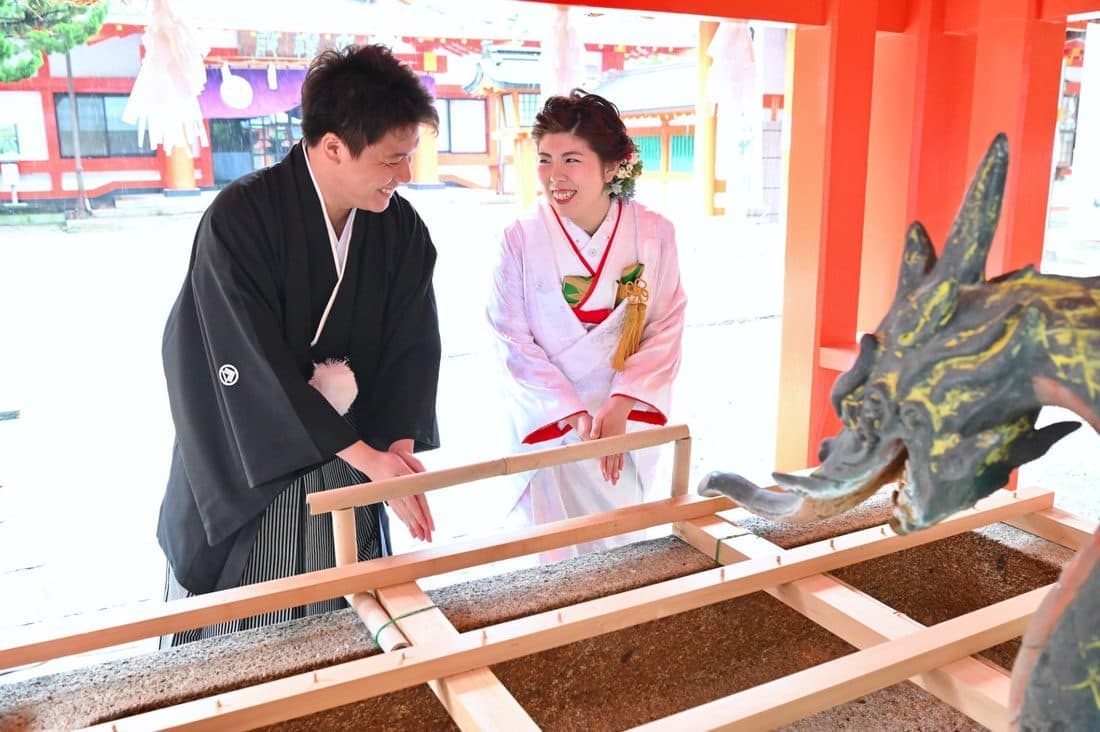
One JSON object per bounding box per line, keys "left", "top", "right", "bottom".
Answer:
{"left": 1, "top": 424, "right": 1091, "bottom": 731}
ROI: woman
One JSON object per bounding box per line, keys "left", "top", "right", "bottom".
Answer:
{"left": 486, "top": 90, "right": 687, "bottom": 563}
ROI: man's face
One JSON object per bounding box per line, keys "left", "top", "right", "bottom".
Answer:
{"left": 336, "top": 126, "right": 419, "bottom": 213}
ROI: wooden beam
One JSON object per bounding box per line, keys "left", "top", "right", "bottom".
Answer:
{"left": 0, "top": 493, "right": 729, "bottom": 670}
{"left": 376, "top": 583, "right": 538, "bottom": 731}
{"left": 89, "top": 488, "right": 1051, "bottom": 731}
{"left": 332, "top": 508, "right": 410, "bottom": 652}
{"left": 1040, "top": 0, "right": 1100, "bottom": 20}
{"left": 308, "top": 424, "right": 691, "bottom": 513}
{"left": 676, "top": 515, "right": 1013, "bottom": 730}
{"left": 1006, "top": 506, "right": 1100, "bottom": 551}
{"left": 670, "top": 435, "right": 691, "bottom": 496}
{"left": 631, "top": 586, "right": 1047, "bottom": 731}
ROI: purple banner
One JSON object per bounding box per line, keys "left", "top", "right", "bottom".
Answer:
{"left": 198, "top": 68, "right": 437, "bottom": 121}
{"left": 199, "top": 68, "right": 307, "bottom": 120}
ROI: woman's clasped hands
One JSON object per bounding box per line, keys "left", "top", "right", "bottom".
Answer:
{"left": 564, "top": 395, "right": 634, "bottom": 485}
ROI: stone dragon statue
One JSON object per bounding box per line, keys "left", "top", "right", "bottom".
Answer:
{"left": 700, "top": 134, "right": 1100, "bottom": 729}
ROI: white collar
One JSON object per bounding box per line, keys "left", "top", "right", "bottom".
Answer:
{"left": 303, "top": 145, "right": 356, "bottom": 346}
{"left": 303, "top": 145, "right": 356, "bottom": 276}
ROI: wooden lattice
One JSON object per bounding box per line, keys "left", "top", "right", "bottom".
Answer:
{"left": 1, "top": 424, "right": 1089, "bottom": 731}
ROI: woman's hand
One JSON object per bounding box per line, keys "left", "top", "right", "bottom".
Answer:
{"left": 336, "top": 440, "right": 435, "bottom": 542}
{"left": 563, "top": 411, "right": 593, "bottom": 440}
{"left": 590, "top": 396, "right": 635, "bottom": 485}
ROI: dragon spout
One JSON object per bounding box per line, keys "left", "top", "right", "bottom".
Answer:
{"left": 702, "top": 133, "right": 1095, "bottom": 534}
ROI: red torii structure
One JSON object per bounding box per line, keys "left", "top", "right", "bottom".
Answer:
{"left": 533, "top": 0, "right": 1098, "bottom": 472}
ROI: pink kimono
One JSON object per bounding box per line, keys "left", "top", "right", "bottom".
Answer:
{"left": 486, "top": 198, "right": 687, "bottom": 562}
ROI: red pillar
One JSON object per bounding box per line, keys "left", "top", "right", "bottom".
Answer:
{"left": 164, "top": 146, "right": 197, "bottom": 193}
{"left": 967, "top": 0, "right": 1065, "bottom": 277}
{"left": 774, "top": 0, "right": 878, "bottom": 471}
{"left": 780, "top": 0, "right": 1065, "bottom": 472}
{"left": 858, "top": 0, "right": 978, "bottom": 333}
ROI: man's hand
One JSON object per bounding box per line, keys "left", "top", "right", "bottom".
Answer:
{"left": 590, "top": 396, "right": 635, "bottom": 485}
{"left": 387, "top": 440, "right": 435, "bottom": 542}
{"left": 336, "top": 440, "right": 435, "bottom": 542}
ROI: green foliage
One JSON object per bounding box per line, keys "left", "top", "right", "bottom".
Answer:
{"left": 0, "top": 1, "right": 108, "bottom": 83}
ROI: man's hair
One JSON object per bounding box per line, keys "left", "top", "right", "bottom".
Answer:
{"left": 532, "top": 89, "right": 635, "bottom": 164}
{"left": 300, "top": 44, "right": 439, "bottom": 156}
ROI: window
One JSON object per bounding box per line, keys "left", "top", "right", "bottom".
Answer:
{"left": 500, "top": 92, "right": 539, "bottom": 129}
{"left": 54, "top": 93, "right": 154, "bottom": 158}
{"left": 209, "top": 110, "right": 302, "bottom": 184}
{"left": 670, "top": 134, "right": 694, "bottom": 173}
{"left": 635, "top": 135, "right": 660, "bottom": 173}
{"left": 518, "top": 93, "right": 539, "bottom": 127}
{"left": 0, "top": 124, "right": 18, "bottom": 156}
{"left": 435, "top": 98, "right": 487, "bottom": 154}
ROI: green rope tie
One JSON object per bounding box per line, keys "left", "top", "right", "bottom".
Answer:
{"left": 714, "top": 532, "right": 749, "bottom": 563}
{"left": 372, "top": 604, "right": 438, "bottom": 648}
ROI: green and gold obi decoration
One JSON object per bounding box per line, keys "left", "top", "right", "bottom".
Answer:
{"left": 562, "top": 263, "right": 649, "bottom": 370}
{"left": 612, "top": 263, "right": 648, "bottom": 370}
{"left": 562, "top": 263, "right": 645, "bottom": 308}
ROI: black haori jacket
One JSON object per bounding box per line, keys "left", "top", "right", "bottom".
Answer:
{"left": 158, "top": 144, "right": 441, "bottom": 594}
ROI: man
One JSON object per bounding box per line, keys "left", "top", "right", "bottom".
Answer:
{"left": 158, "top": 44, "right": 441, "bottom": 643}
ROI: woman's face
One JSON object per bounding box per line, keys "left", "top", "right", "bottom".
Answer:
{"left": 537, "top": 132, "right": 618, "bottom": 232}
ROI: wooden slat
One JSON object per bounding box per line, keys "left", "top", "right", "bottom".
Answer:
{"left": 631, "top": 586, "right": 1048, "bottom": 732}
{"left": 818, "top": 343, "right": 858, "bottom": 371}
{"left": 308, "top": 425, "right": 691, "bottom": 514}
{"left": 375, "top": 583, "right": 538, "bottom": 732}
{"left": 1006, "top": 506, "right": 1098, "bottom": 551}
{"left": 670, "top": 436, "right": 691, "bottom": 497}
{"left": 332, "top": 508, "right": 410, "bottom": 652}
{"left": 86, "top": 488, "right": 1051, "bottom": 731}
{"left": 676, "top": 516, "right": 1013, "bottom": 730}
{"left": 0, "top": 493, "right": 729, "bottom": 670}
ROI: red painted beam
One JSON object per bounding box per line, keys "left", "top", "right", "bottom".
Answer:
{"left": 1040, "top": 0, "right": 1100, "bottom": 19}
{"left": 967, "top": 0, "right": 1066, "bottom": 278}
{"left": 878, "top": 2, "right": 912, "bottom": 32}
{"left": 950, "top": 0, "right": 1100, "bottom": 30}
{"left": 944, "top": 0, "right": 981, "bottom": 32}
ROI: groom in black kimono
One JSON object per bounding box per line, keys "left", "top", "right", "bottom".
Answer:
{"left": 158, "top": 44, "right": 441, "bottom": 642}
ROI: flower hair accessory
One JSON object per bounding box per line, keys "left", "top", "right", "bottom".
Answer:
{"left": 608, "top": 149, "right": 643, "bottom": 201}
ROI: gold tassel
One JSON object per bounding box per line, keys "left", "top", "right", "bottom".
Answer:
{"left": 612, "top": 279, "right": 649, "bottom": 370}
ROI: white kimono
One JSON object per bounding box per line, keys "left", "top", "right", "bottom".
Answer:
{"left": 486, "top": 198, "right": 687, "bottom": 562}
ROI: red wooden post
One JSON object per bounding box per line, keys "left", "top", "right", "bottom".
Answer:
{"left": 775, "top": 0, "right": 878, "bottom": 471}
{"left": 968, "top": 0, "right": 1066, "bottom": 277}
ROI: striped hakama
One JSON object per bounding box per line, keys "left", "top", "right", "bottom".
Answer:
{"left": 161, "top": 457, "right": 389, "bottom": 647}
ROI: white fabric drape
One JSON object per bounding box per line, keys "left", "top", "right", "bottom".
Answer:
{"left": 706, "top": 21, "right": 763, "bottom": 216}
{"left": 122, "top": 0, "right": 209, "bottom": 152}
{"left": 539, "top": 4, "right": 587, "bottom": 102}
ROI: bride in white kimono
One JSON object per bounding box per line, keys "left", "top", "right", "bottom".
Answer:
{"left": 486, "top": 90, "right": 687, "bottom": 563}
